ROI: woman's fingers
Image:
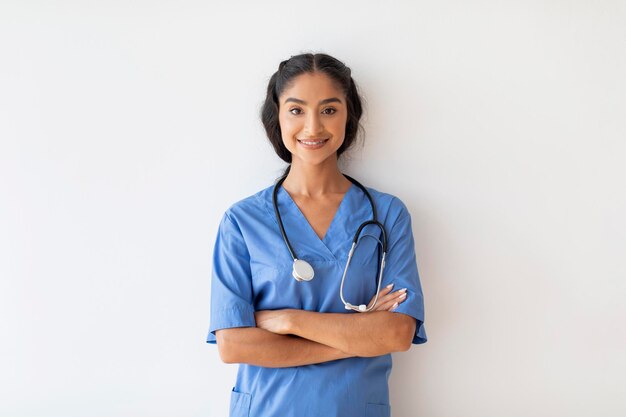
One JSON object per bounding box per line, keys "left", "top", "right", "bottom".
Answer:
{"left": 367, "top": 283, "right": 394, "bottom": 308}
{"left": 375, "top": 293, "right": 406, "bottom": 311}
{"left": 375, "top": 288, "right": 406, "bottom": 307}
{"left": 368, "top": 285, "right": 407, "bottom": 311}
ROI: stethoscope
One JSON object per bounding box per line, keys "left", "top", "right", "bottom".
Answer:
{"left": 272, "top": 172, "right": 388, "bottom": 312}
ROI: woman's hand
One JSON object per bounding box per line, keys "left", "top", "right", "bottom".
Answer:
{"left": 367, "top": 283, "right": 407, "bottom": 311}
{"left": 255, "top": 284, "right": 406, "bottom": 335}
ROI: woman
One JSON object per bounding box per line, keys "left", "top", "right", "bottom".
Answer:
{"left": 207, "top": 53, "right": 427, "bottom": 417}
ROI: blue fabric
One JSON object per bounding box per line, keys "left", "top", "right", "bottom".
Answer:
{"left": 207, "top": 183, "right": 427, "bottom": 417}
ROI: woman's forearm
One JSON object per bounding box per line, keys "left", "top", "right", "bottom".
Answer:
{"left": 215, "top": 327, "right": 353, "bottom": 368}
{"left": 286, "top": 310, "right": 416, "bottom": 357}
{"left": 252, "top": 287, "right": 415, "bottom": 357}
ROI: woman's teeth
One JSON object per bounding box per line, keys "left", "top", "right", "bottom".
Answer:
{"left": 298, "top": 139, "right": 328, "bottom": 145}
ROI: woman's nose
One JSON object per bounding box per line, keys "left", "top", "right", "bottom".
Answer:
{"left": 304, "top": 112, "right": 323, "bottom": 136}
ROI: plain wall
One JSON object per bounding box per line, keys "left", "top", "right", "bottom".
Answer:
{"left": 1, "top": 1, "right": 625, "bottom": 416}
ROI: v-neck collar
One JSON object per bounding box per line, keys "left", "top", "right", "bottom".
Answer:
{"left": 278, "top": 183, "right": 354, "bottom": 261}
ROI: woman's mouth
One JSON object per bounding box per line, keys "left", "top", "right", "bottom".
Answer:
{"left": 297, "top": 138, "right": 329, "bottom": 149}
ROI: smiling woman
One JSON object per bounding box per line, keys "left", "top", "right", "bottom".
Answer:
{"left": 277, "top": 72, "right": 347, "bottom": 166}
{"left": 207, "top": 52, "right": 427, "bottom": 417}
{"left": 261, "top": 53, "right": 363, "bottom": 166}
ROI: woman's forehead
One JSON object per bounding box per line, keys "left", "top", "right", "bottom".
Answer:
{"left": 279, "top": 72, "right": 345, "bottom": 103}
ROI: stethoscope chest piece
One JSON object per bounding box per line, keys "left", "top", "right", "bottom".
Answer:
{"left": 273, "top": 171, "right": 388, "bottom": 307}
{"left": 292, "top": 259, "right": 314, "bottom": 282}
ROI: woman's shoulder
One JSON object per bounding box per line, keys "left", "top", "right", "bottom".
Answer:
{"left": 221, "top": 183, "right": 276, "bottom": 222}
{"left": 363, "top": 185, "right": 411, "bottom": 219}
{"left": 365, "top": 187, "right": 408, "bottom": 212}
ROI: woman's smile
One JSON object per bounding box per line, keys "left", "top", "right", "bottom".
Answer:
{"left": 297, "top": 138, "right": 329, "bottom": 149}
{"left": 277, "top": 72, "right": 347, "bottom": 167}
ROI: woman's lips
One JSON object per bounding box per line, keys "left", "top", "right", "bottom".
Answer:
{"left": 297, "top": 138, "right": 329, "bottom": 149}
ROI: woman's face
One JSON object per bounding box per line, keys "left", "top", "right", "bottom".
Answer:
{"left": 278, "top": 71, "right": 348, "bottom": 167}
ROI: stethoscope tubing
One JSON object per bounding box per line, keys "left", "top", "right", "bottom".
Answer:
{"left": 272, "top": 174, "right": 298, "bottom": 261}
{"left": 272, "top": 170, "right": 388, "bottom": 311}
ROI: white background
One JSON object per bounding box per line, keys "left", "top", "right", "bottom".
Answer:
{"left": 1, "top": 1, "right": 625, "bottom": 416}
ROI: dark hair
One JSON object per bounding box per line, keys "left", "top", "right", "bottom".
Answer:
{"left": 260, "top": 53, "right": 364, "bottom": 164}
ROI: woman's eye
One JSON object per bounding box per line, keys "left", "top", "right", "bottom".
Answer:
{"left": 289, "top": 108, "right": 302, "bottom": 115}
{"left": 322, "top": 107, "right": 336, "bottom": 115}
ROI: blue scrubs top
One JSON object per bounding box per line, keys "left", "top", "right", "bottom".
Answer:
{"left": 207, "top": 182, "right": 427, "bottom": 417}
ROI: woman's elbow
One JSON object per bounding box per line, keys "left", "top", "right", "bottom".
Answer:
{"left": 215, "top": 330, "right": 241, "bottom": 364}
{"left": 391, "top": 315, "right": 416, "bottom": 352}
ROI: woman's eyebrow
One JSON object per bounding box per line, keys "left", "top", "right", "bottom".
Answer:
{"left": 284, "top": 97, "right": 342, "bottom": 105}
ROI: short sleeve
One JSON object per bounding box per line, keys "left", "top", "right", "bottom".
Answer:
{"left": 381, "top": 201, "right": 427, "bottom": 344}
{"left": 206, "top": 212, "right": 256, "bottom": 344}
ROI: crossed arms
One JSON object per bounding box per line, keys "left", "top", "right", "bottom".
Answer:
{"left": 215, "top": 285, "right": 416, "bottom": 368}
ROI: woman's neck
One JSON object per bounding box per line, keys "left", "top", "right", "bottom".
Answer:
{"left": 282, "top": 157, "right": 352, "bottom": 197}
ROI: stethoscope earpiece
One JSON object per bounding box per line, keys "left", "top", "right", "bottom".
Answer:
{"left": 343, "top": 303, "right": 369, "bottom": 312}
